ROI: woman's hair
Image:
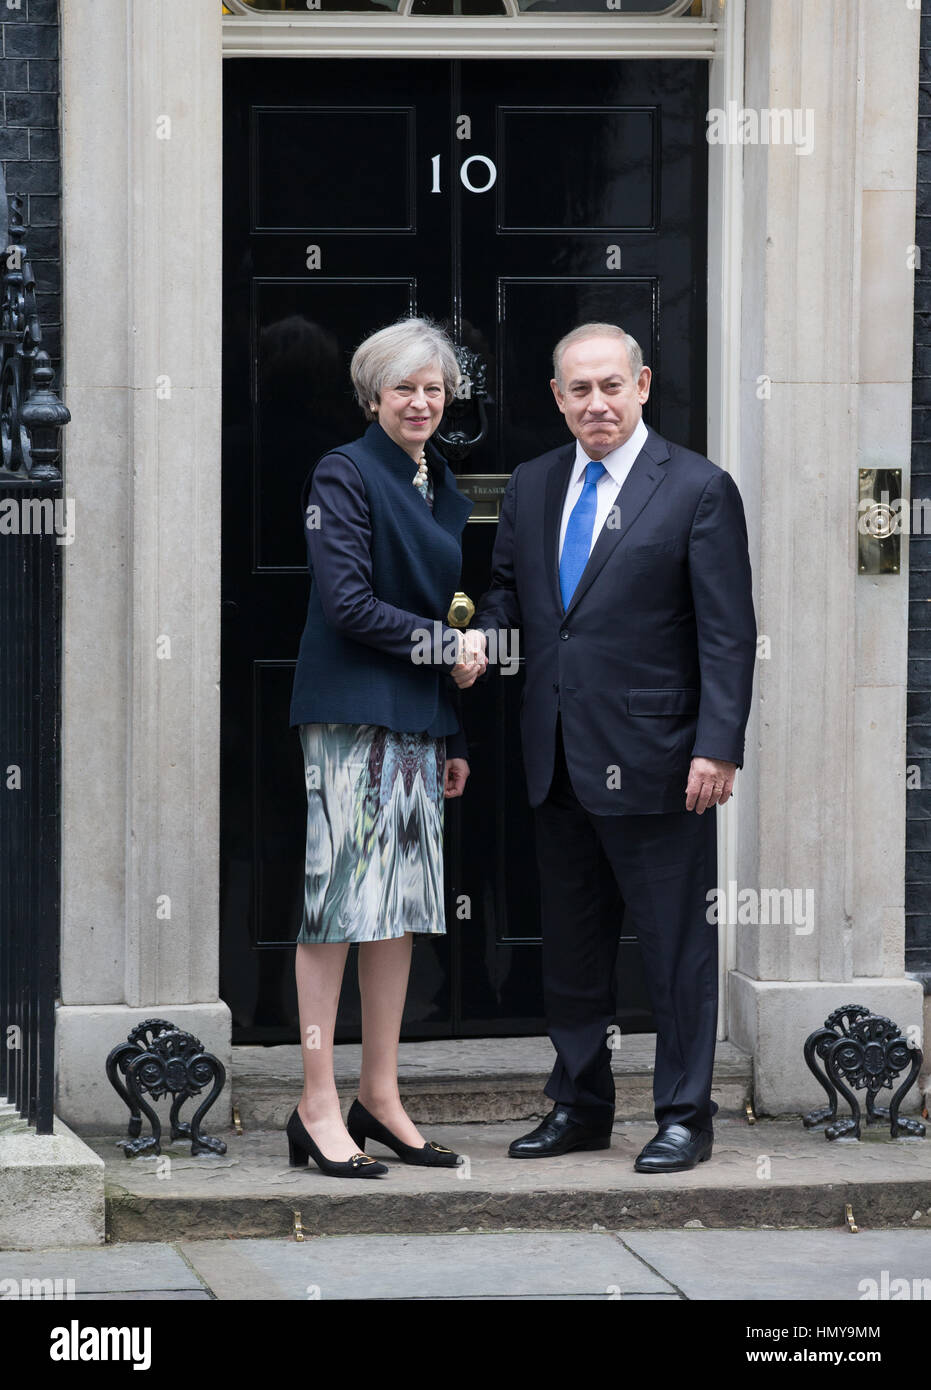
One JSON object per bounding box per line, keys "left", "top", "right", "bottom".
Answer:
{"left": 350, "top": 316, "right": 461, "bottom": 421}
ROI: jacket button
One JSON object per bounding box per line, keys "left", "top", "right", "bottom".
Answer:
{"left": 559, "top": 629, "right": 569, "bottom": 640}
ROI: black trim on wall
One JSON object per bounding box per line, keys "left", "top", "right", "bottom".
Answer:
{"left": 0, "top": 0, "right": 61, "bottom": 381}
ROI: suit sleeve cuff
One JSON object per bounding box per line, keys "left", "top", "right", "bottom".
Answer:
{"left": 446, "top": 727, "right": 468, "bottom": 761}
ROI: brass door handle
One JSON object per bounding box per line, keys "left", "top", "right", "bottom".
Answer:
{"left": 447, "top": 592, "right": 475, "bottom": 628}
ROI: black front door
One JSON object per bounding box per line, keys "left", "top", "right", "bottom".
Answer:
{"left": 221, "top": 56, "right": 708, "bottom": 1043}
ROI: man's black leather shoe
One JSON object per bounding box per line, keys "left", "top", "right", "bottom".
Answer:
{"left": 633, "top": 1123, "right": 713, "bottom": 1173}
{"left": 508, "top": 1105, "right": 613, "bottom": 1159}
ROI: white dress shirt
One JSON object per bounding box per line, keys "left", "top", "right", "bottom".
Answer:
{"left": 557, "top": 416, "right": 649, "bottom": 562}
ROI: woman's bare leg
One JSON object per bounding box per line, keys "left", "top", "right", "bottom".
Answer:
{"left": 294, "top": 941, "right": 361, "bottom": 1161}
{"left": 357, "top": 933, "right": 427, "bottom": 1148}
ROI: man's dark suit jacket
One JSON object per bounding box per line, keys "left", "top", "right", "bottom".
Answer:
{"left": 474, "top": 424, "right": 757, "bottom": 815}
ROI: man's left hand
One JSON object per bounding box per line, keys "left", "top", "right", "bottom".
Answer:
{"left": 444, "top": 757, "right": 470, "bottom": 798}
{"left": 685, "top": 756, "right": 736, "bottom": 814}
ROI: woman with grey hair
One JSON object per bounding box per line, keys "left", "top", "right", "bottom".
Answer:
{"left": 286, "top": 316, "right": 485, "bottom": 1178}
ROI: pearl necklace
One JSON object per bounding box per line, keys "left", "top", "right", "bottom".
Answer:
{"left": 412, "top": 451, "right": 429, "bottom": 491}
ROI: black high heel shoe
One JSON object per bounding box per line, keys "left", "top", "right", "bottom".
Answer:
{"left": 286, "top": 1107, "right": 388, "bottom": 1178}
{"left": 347, "top": 1098, "right": 463, "bottom": 1167}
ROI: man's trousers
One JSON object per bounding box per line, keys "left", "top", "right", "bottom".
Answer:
{"left": 533, "top": 717, "right": 720, "bottom": 1134}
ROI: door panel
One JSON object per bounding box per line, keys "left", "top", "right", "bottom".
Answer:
{"left": 496, "top": 108, "right": 658, "bottom": 232}
{"left": 495, "top": 277, "right": 657, "bottom": 467}
{"left": 255, "top": 278, "right": 415, "bottom": 572}
{"left": 221, "top": 56, "right": 708, "bottom": 1042}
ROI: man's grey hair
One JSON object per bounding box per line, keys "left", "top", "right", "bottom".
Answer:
{"left": 552, "top": 322, "right": 645, "bottom": 389}
{"left": 350, "top": 317, "right": 461, "bottom": 421}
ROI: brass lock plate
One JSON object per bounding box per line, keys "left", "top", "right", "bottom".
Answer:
{"left": 857, "top": 468, "right": 902, "bottom": 575}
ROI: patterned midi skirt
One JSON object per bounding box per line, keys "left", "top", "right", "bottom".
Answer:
{"left": 296, "top": 722, "right": 447, "bottom": 943}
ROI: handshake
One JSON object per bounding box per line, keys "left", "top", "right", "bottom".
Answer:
{"left": 451, "top": 629, "right": 488, "bottom": 689}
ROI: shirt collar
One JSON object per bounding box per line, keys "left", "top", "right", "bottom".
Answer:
{"left": 572, "top": 416, "right": 649, "bottom": 487}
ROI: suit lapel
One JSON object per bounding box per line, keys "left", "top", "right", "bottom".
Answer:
{"left": 562, "top": 426, "right": 670, "bottom": 618}
{"left": 362, "top": 422, "right": 473, "bottom": 536}
{"left": 428, "top": 447, "right": 474, "bottom": 537}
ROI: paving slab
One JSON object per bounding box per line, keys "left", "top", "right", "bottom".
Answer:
{"left": 622, "top": 1229, "right": 931, "bottom": 1301}
{"left": 0, "top": 1242, "right": 208, "bottom": 1297}
{"left": 90, "top": 1118, "right": 931, "bottom": 1241}
{"left": 1, "top": 1228, "right": 930, "bottom": 1301}
{"left": 178, "top": 1230, "right": 675, "bottom": 1300}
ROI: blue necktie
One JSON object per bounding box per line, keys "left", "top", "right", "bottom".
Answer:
{"left": 559, "top": 459, "right": 606, "bottom": 608}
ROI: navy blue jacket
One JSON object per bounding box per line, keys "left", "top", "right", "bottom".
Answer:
{"left": 474, "top": 425, "right": 757, "bottom": 814}
{"left": 289, "top": 421, "right": 473, "bottom": 759}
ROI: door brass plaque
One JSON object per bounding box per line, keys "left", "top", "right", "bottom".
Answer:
{"left": 858, "top": 468, "right": 902, "bottom": 575}
{"left": 455, "top": 473, "right": 510, "bottom": 523}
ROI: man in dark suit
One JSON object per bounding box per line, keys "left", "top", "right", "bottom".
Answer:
{"left": 458, "top": 323, "right": 756, "bottom": 1172}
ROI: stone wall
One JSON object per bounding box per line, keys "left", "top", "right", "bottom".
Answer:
{"left": 56, "top": 0, "right": 230, "bottom": 1131}
{"left": 729, "top": 0, "right": 924, "bottom": 1112}
{"left": 907, "top": 0, "right": 931, "bottom": 996}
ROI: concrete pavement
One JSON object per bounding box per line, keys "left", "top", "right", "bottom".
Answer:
{"left": 2, "top": 1229, "right": 931, "bottom": 1300}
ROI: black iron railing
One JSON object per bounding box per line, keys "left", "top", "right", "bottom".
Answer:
{"left": 0, "top": 166, "right": 69, "bottom": 1133}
